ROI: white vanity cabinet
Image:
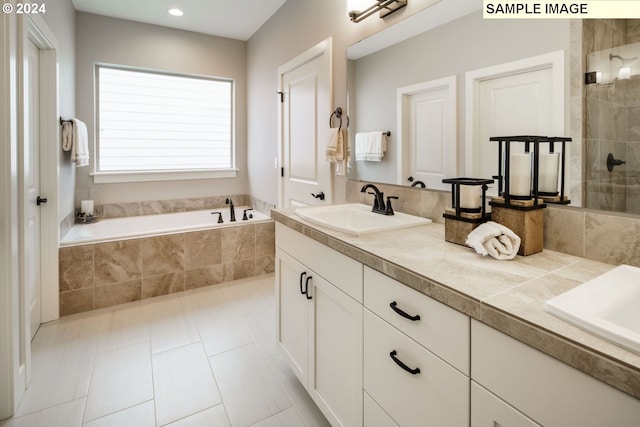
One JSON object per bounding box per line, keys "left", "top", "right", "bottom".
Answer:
{"left": 471, "top": 320, "right": 640, "bottom": 427}
{"left": 363, "top": 267, "right": 470, "bottom": 427}
{"left": 275, "top": 223, "right": 363, "bottom": 427}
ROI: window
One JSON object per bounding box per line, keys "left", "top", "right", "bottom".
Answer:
{"left": 95, "top": 65, "right": 235, "bottom": 182}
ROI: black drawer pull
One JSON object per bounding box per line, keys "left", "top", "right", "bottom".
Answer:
{"left": 299, "top": 272, "right": 307, "bottom": 295}
{"left": 389, "top": 350, "right": 420, "bottom": 375}
{"left": 389, "top": 301, "right": 420, "bottom": 321}
{"left": 304, "top": 275, "right": 313, "bottom": 300}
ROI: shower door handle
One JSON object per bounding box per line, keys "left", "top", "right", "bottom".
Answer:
{"left": 37, "top": 196, "right": 48, "bottom": 206}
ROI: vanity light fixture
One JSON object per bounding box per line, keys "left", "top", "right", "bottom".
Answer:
{"left": 347, "top": 0, "right": 407, "bottom": 23}
{"left": 168, "top": 8, "right": 184, "bottom": 17}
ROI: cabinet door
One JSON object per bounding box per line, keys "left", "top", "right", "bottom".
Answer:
{"left": 276, "top": 249, "right": 311, "bottom": 387}
{"left": 364, "top": 391, "right": 398, "bottom": 427}
{"left": 309, "top": 273, "right": 363, "bottom": 427}
{"left": 471, "top": 382, "right": 541, "bottom": 427}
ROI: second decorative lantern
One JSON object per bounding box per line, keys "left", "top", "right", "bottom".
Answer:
{"left": 489, "top": 135, "right": 571, "bottom": 256}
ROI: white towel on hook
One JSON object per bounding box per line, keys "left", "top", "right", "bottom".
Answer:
{"left": 465, "top": 221, "right": 521, "bottom": 260}
{"left": 355, "top": 131, "right": 387, "bottom": 162}
{"left": 62, "top": 118, "right": 89, "bottom": 167}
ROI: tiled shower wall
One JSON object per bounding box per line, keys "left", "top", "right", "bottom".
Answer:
{"left": 583, "top": 19, "right": 640, "bottom": 214}
{"left": 59, "top": 221, "right": 275, "bottom": 316}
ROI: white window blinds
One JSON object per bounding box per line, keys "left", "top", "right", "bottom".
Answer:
{"left": 96, "top": 66, "right": 234, "bottom": 173}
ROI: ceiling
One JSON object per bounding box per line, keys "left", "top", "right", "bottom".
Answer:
{"left": 71, "top": 0, "right": 288, "bottom": 41}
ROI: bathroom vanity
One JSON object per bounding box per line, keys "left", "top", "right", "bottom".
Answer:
{"left": 273, "top": 208, "right": 640, "bottom": 427}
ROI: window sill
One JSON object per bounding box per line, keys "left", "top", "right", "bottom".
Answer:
{"left": 91, "top": 169, "right": 238, "bottom": 184}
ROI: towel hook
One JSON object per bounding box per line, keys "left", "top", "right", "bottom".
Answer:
{"left": 59, "top": 117, "right": 73, "bottom": 126}
{"left": 329, "top": 107, "right": 349, "bottom": 130}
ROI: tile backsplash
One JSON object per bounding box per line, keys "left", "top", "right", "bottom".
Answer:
{"left": 347, "top": 180, "right": 640, "bottom": 267}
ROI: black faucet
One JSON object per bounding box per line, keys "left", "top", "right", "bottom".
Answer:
{"left": 361, "top": 184, "right": 396, "bottom": 215}
{"left": 410, "top": 180, "right": 426, "bottom": 188}
{"left": 225, "top": 197, "right": 236, "bottom": 222}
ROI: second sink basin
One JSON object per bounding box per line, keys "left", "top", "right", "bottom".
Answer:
{"left": 545, "top": 264, "right": 640, "bottom": 355}
{"left": 294, "top": 203, "right": 431, "bottom": 236}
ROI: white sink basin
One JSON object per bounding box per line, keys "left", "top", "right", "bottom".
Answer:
{"left": 294, "top": 203, "right": 431, "bottom": 236}
{"left": 545, "top": 264, "right": 640, "bottom": 355}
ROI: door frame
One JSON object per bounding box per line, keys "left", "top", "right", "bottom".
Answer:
{"left": 277, "top": 38, "right": 332, "bottom": 208}
{"left": 0, "top": 12, "right": 58, "bottom": 418}
{"left": 20, "top": 13, "right": 59, "bottom": 324}
{"left": 464, "top": 50, "right": 565, "bottom": 176}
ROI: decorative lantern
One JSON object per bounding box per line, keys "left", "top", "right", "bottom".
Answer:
{"left": 489, "top": 135, "right": 571, "bottom": 256}
{"left": 442, "top": 177, "right": 493, "bottom": 246}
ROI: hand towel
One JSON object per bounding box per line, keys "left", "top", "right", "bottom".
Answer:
{"left": 355, "top": 131, "right": 387, "bottom": 162}
{"left": 62, "top": 118, "right": 89, "bottom": 167}
{"left": 326, "top": 128, "right": 345, "bottom": 163}
{"left": 465, "top": 221, "right": 521, "bottom": 260}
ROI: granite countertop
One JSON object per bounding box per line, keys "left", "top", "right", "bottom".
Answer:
{"left": 272, "top": 207, "right": 640, "bottom": 400}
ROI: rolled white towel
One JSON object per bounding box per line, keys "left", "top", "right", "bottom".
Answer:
{"left": 465, "top": 221, "right": 521, "bottom": 260}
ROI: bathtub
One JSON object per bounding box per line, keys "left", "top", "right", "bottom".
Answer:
{"left": 60, "top": 206, "right": 270, "bottom": 247}
{"left": 58, "top": 206, "right": 276, "bottom": 316}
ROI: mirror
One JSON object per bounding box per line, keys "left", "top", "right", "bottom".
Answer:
{"left": 346, "top": 1, "right": 640, "bottom": 216}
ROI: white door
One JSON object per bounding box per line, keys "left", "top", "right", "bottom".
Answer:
{"left": 278, "top": 39, "right": 332, "bottom": 208}
{"left": 24, "top": 38, "right": 42, "bottom": 341}
{"left": 398, "top": 76, "right": 456, "bottom": 190}
{"left": 476, "top": 69, "right": 553, "bottom": 184}
{"left": 465, "top": 51, "right": 564, "bottom": 185}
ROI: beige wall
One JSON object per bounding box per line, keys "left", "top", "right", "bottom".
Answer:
{"left": 75, "top": 12, "right": 247, "bottom": 206}
{"left": 246, "top": 0, "right": 441, "bottom": 206}
{"left": 41, "top": 0, "right": 76, "bottom": 226}
{"left": 246, "top": 1, "right": 573, "bottom": 206}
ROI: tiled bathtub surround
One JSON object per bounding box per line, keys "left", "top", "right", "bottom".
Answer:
{"left": 97, "top": 195, "right": 249, "bottom": 219}
{"left": 79, "top": 194, "right": 277, "bottom": 220}
{"left": 59, "top": 221, "right": 275, "bottom": 316}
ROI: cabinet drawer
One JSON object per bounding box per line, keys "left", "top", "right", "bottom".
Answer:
{"left": 364, "top": 266, "right": 470, "bottom": 374}
{"left": 364, "top": 310, "right": 469, "bottom": 427}
{"left": 472, "top": 320, "right": 640, "bottom": 427}
{"left": 276, "top": 223, "right": 363, "bottom": 302}
{"left": 471, "top": 381, "right": 540, "bottom": 427}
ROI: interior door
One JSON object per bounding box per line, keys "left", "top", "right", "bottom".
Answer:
{"left": 24, "top": 38, "right": 42, "bottom": 341}
{"left": 279, "top": 40, "right": 332, "bottom": 208}
{"left": 398, "top": 76, "right": 456, "bottom": 190}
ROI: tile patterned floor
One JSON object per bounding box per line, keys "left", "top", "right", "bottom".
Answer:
{"left": 1, "top": 273, "right": 330, "bottom": 427}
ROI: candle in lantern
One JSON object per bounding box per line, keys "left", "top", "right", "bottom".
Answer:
{"left": 539, "top": 153, "right": 559, "bottom": 193}
{"left": 80, "top": 200, "right": 94, "bottom": 215}
{"left": 509, "top": 153, "right": 531, "bottom": 197}
{"left": 459, "top": 185, "right": 481, "bottom": 209}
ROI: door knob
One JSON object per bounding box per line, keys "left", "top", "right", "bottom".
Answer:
{"left": 36, "top": 196, "right": 48, "bottom": 205}
{"left": 311, "top": 191, "right": 325, "bottom": 201}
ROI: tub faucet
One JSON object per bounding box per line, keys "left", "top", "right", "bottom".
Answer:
{"left": 361, "top": 183, "right": 395, "bottom": 215}
{"left": 226, "top": 197, "right": 236, "bottom": 222}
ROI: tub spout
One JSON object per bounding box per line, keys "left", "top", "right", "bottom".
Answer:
{"left": 226, "top": 197, "right": 236, "bottom": 222}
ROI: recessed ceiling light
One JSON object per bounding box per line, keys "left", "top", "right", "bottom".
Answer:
{"left": 168, "top": 8, "right": 184, "bottom": 17}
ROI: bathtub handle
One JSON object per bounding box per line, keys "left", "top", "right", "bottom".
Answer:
{"left": 242, "top": 208, "right": 253, "bottom": 221}
{"left": 211, "top": 211, "right": 223, "bottom": 223}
